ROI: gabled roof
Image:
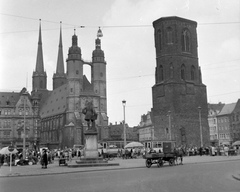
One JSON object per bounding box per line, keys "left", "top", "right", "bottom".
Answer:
{"left": 218, "top": 103, "right": 236, "bottom": 116}
{"left": 40, "top": 84, "right": 68, "bottom": 118}
{"left": 0, "top": 92, "right": 20, "bottom": 107}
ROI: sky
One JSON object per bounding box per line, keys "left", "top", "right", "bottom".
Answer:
{"left": 0, "top": 0, "right": 239, "bottom": 127}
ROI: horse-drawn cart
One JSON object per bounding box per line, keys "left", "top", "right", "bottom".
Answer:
{"left": 144, "top": 152, "right": 175, "bottom": 168}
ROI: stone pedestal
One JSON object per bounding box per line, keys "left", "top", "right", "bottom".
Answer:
{"left": 84, "top": 130, "right": 99, "bottom": 158}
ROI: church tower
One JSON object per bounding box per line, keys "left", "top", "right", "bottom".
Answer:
{"left": 66, "top": 30, "right": 83, "bottom": 125}
{"left": 32, "top": 20, "right": 47, "bottom": 91}
{"left": 152, "top": 16, "right": 209, "bottom": 147}
{"left": 53, "top": 22, "right": 67, "bottom": 90}
{"left": 92, "top": 31, "right": 108, "bottom": 139}
{"left": 92, "top": 36, "right": 107, "bottom": 115}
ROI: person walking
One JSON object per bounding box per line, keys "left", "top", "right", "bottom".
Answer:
{"left": 42, "top": 150, "right": 48, "bottom": 169}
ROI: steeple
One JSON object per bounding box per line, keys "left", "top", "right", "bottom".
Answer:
{"left": 53, "top": 21, "right": 67, "bottom": 90}
{"left": 56, "top": 22, "right": 65, "bottom": 74}
{"left": 35, "top": 19, "right": 44, "bottom": 73}
{"left": 32, "top": 19, "right": 47, "bottom": 91}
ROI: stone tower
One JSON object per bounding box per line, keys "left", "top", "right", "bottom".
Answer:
{"left": 53, "top": 22, "right": 67, "bottom": 90}
{"left": 32, "top": 20, "right": 47, "bottom": 91}
{"left": 66, "top": 30, "right": 83, "bottom": 126}
{"left": 151, "top": 16, "right": 209, "bottom": 147}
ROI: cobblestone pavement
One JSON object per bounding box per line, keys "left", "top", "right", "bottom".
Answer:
{"left": 0, "top": 155, "right": 239, "bottom": 180}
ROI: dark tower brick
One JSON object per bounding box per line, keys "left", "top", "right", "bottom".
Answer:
{"left": 151, "top": 16, "right": 209, "bottom": 147}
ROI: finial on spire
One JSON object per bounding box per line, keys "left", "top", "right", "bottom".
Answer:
{"left": 97, "top": 27, "right": 103, "bottom": 38}
{"left": 74, "top": 28, "right": 76, "bottom": 35}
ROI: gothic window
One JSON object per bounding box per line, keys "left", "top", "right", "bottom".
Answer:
{"left": 167, "top": 27, "right": 173, "bottom": 44}
{"left": 76, "top": 70, "right": 79, "bottom": 75}
{"left": 170, "top": 63, "right": 173, "bottom": 79}
{"left": 181, "top": 64, "right": 186, "bottom": 80}
{"left": 157, "top": 29, "right": 162, "bottom": 50}
{"left": 191, "top": 65, "right": 195, "bottom": 80}
{"left": 159, "top": 65, "right": 164, "bottom": 82}
{"left": 181, "top": 29, "right": 190, "bottom": 52}
{"left": 40, "top": 81, "right": 43, "bottom": 88}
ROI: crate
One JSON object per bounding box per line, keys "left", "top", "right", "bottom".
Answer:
{"left": 163, "top": 142, "right": 173, "bottom": 153}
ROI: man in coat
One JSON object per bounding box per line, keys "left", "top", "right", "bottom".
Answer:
{"left": 42, "top": 150, "right": 48, "bottom": 169}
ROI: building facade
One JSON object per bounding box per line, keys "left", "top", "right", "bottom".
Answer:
{"left": 151, "top": 16, "right": 210, "bottom": 147}
{"left": 0, "top": 88, "right": 40, "bottom": 149}
{"left": 217, "top": 103, "right": 236, "bottom": 145}
{"left": 231, "top": 99, "right": 240, "bottom": 142}
{"left": 208, "top": 103, "right": 224, "bottom": 146}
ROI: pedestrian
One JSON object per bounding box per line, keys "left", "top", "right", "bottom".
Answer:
{"left": 0, "top": 154, "right": 5, "bottom": 168}
{"left": 42, "top": 150, "right": 48, "bottom": 169}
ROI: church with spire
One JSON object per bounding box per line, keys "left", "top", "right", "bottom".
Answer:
{"left": 0, "top": 21, "right": 108, "bottom": 150}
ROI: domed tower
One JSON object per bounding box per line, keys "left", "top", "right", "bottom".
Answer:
{"left": 92, "top": 28, "right": 108, "bottom": 137}
{"left": 151, "top": 16, "right": 209, "bottom": 147}
{"left": 66, "top": 30, "right": 84, "bottom": 124}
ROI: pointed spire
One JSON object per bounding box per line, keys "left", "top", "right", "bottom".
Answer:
{"left": 35, "top": 19, "right": 44, "bottom": 73}
{"left": 56, "top": 21, "right": 65, "bottom": 74}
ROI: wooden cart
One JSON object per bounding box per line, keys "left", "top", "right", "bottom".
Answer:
{"left": 145, "top": 152, "right": 175, "bottom": 168}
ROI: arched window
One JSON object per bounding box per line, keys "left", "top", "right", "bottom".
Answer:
{"left": 181, "top": 64, "right": 186, "bottom": 80}
{"left": 170, "top": 63, "right": 173, "bottom": 79}
{"left": 181, "top": 29, "right": 190, "bottom": 52}
{"left": 167, "top": 27, "right": 173, "bottom": 44}
{"left": 191, "top": 65, "right": 195, "bottom": 80}
{"left": 40, "top": 81, "right": 43, "bottom": 88}
{"left": 159, "top": 65, "right": 164, "bottom": 82}
{"left": 157, "top": 29, "right": 162, "bottom": 50}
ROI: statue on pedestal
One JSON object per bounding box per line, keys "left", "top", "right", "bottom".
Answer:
{"left": 82, "top": 101, "right": 98, "bottom": 131}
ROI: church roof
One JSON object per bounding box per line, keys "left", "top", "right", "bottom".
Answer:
{"left": 40, "top": 84, "right": 68, "bottom": 118}
{"left": 218, "top": 103, "right": 236, "bottom": 116}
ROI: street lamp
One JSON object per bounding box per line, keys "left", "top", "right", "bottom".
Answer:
{"left": 122, "top": 100, "right": 126, "bottom": 147}
{"left": 168, "top": 111, "right": 172, "bottom": 140}
{"left": 22, "top": 91, "right": 28, "bottom": 160}
{"left": 198, "top": 106, "right": 203, "bottom": 147}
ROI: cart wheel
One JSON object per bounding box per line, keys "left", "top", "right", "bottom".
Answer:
{"left": 145, "top": 159, "right": 152, "bottom": 168}
{"left": 169, "top": 158, "right": 174, "bottom": 166}
{"left": 157, "top": 158, "right": 163, "bottom": 167}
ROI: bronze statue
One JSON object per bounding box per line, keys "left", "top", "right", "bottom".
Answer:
{"left": 82, "top": 101, "right": 98, "bottom": 131}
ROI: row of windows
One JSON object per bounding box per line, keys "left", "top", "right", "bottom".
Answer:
{"left": 232, "top": 114, "right": 239, "bottom": 122}
{"left": 41, "top": 116, "right": 64, "bottom": 132}
{"left": 0, "top": 109, "right": 37, "bottom": 116}
{"left": 157, "top": 28, "right": 191, "bottom": 52}
{"left": 218, "top": 117, "right": 229, "bottom": 123}
{"left": 219, "top": 133, "right": 230, "bottom": 139}
{"left": 158, "top": 64, "right": 197, "bottom": 82}
{"left": 219, "top": 126, "right": 229, "bottom": 131}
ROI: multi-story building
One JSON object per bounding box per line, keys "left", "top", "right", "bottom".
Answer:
{"left": 151, "top": 16, "right": 209, "bottom": 147}
{"left": 0, "top": 88, "right": 40, "bottom": 149}
{"left": 231, "top": 99, "right": 240, "bottom": 142}
{"left": 217, "top": 103, "right": 236, "bottom": 145}
{"left": 138, "top": 111, "right": 155, "bottom": 148}
{"left": 208, "top": 103, "right": 224, "bottom": 146}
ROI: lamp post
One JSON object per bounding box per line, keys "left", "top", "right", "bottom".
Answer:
{"left": 198, "top": 106, "right": 203, "bottom": 147}
{"left": 122, "top": 100, "right": 126, "bottom": 147}
{"left": 22, "top": 92, "right": 28, "bottom": 160}
{"left": 168, "top": 110, "right": 172, "bottom": 140}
